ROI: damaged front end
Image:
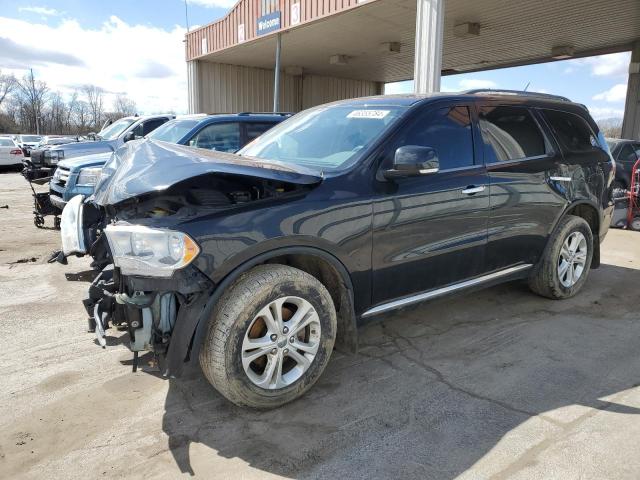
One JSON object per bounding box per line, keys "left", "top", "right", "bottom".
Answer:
{"left": 75, "top": 140, "right": 322, "bottom": 375}
{"left": 84, "top": 262, "right": 214, "bottom": 373}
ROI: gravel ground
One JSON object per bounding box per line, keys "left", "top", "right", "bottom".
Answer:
{"left": 1, "top": 170, "right": 640, "bottom": 480}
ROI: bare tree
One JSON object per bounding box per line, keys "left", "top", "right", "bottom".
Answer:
{"left": 82, "top": 84, "right": 104, "bottom": 130}
{"left": 72, "top": 99, "right": 90, "bottom": 132}
{"left": 0, "top": 70, "right": 17, "bottom": 108}
{"left": 15, "top": 70, "right": 48, "bottom": 134}
{"left": 113, "top": 93, "right": 137, "bottom": 117}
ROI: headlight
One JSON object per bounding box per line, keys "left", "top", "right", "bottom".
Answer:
{"left": 104, "top": 225, "right": 200, "bottom": 277}
{"left": 77, "top": 167, "right": 102, "bottom": 186}
{"left": 44, "top": 150, "right": 64, "bottom": 164}
{"left": 60, "top": 195, "right": 85, "bottom": 255}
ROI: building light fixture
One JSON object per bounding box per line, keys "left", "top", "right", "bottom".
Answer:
{"left": 453, "top": 22, "right": 480, "bottom": 38}
{"left": 329, "top": 54, "right": 349, "bottom": 65}
{"left": 551, "top": 45, "right": 575, "bottom": 60}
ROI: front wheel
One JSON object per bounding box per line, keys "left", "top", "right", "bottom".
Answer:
{"left": 529, "top": 215, "right": 594, "bottom": 299}
{"left": 199, "top": 264, "right": 337, "bottom": 408}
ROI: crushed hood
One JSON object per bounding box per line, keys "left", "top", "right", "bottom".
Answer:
{"left": 93, "top": 139, "right": 323, "bottom": 206}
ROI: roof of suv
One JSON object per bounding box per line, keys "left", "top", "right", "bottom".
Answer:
{"left": 333, "top": 91, "right": 580, "bottom": 109}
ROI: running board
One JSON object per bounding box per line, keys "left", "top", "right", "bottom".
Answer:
{"left": 361, "top": 264, "right": 533, "bottom": 318}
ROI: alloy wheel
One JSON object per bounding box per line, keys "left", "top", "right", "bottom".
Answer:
{"left": 241, "top": 296, "right": 321, "bottom": 389}
{"left": 558, "top": 231, "right": 588, "bottom": 288}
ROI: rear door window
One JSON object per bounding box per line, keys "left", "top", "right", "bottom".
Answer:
{"left": 142, "top": 118, "right": 168, "bottom": 136}
{"left": 478, "top": 105, "right": 547, "bottom": 163}
{"left": 189, "top": 122, "right": 241, "bottom": 152}
{"left": 244, "top": 122, "right": 277, "bottom": 143}
{"left": 542, "top": 109, "right": 599, "bottom": 153}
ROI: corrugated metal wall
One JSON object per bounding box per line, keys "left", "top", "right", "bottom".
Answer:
{"left": 189, "top": 61, "right": 383, "bottom": 113}
{"left": 187, "top": 61, "right": 200, "bottom": 114}
{"left": 302, "top": 75, "right": 382, "bottom": 109}
{"left": 193, "top": 62, "right": 302, "bottom": 113}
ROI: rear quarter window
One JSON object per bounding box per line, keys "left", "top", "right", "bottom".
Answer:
{"left": 542, "top": 109, "right": 599, "bottom": 153}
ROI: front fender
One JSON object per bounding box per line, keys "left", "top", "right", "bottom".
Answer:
{"left": 165, "top": 245, "right": 358, "bottom": 377}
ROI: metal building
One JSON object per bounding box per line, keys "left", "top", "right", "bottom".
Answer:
{"left": 185, "top": 0, "right": 640, "bottom": 138}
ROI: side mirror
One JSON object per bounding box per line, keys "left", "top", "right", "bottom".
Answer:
{"left": 384, "top": 145, "right": 439, "bottom": 179}
{"left": 123, "top": 131, "right": 136, "bottom": 143}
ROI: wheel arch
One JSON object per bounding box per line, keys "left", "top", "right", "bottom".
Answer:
{"left": 176, "top": 246, "right": 358, "bottom": 376}
{"left": 553, "top": 200, "right": 601, "bottom": 268}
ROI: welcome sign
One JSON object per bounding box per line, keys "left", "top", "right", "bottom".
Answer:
{"left": 257, "top": 11, "right": 281, "bottom": 36}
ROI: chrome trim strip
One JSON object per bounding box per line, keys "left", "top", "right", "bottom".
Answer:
{"left": 362, "top": 264, "right": 533, "bottom": 318}
{"left": 550, "top": 176, "right": 572, "bottom": 182}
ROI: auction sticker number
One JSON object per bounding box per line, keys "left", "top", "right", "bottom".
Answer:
{"left": 347, "top": 110, "right": 390, "bottom": 119}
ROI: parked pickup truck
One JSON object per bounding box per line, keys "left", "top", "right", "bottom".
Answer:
{"left": 49, "top": 113, "right": 288, "bottom": 209}
{"left": 31, "top": 115, "right": 174, "bottom": 176}
{"left": 62, "top": 92, "right": 614, "bottom": 408}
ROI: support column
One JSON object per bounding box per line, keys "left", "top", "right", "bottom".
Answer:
{"left": 413, "top": 0, "right": 444, "bottom": 94}
{"left": 622, "top": 41, "right": 640, "bottom": 140}
{"left": 187, "top": 60, "right": 201, "bottom": 114}
{"left": 273, "top": 33, "right": 282, "bottom": 112}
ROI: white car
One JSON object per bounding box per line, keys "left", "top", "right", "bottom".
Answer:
{"left": 0, "top": 136, "right": 25, "bottom": 166}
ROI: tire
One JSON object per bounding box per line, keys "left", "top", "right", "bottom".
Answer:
{"left": 199, "top": 264, "right": 337, "bottom": 408}
{"left": 631, "top": 216, "right": 640, "bottom": 232}
{"left": 528, "top": 215, "right": 594, "bottom": 300}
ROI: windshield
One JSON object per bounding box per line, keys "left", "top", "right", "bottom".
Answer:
{"left": 238, "top": 105, "right": 408, "bottom": 172}
{"left": 147, "top": 119, "right": 200, "bottom": 143}
{"left": 21, "top": 135, "right": 40, "bottom": 142}
{"left": 98, "top": 118, "right": 137, "bottom": 140}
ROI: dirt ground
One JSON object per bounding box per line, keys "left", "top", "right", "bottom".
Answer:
{"left": 1, "top": 170, "right": 640, "bottom": 480}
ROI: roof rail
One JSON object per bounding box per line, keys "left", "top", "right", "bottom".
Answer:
{"left": 465, "top": 89, "right": 571, "bottom": 102}
{"left": 237, "top": 112, "right": 292, "bottom": 116}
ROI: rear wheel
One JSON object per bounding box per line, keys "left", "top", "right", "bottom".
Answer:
{"left": 529, "top": 215, "right": 593, "bottom": 299}
{"left": 199, "top": 264, "right": 337, "bottom": 408}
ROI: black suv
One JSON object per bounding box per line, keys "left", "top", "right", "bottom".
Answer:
{"left": 68, "top": 92, "right": 614, "bottom": 408}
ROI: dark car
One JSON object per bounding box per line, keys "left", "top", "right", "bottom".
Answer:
{"left": 63, "top": 92, "right": 614, "bottom": 408}
{"left": 606, "top": 138, "right": 640, "bottom": 197}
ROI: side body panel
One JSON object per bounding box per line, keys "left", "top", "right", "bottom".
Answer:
{"left": 180, "top": 173, "right": 375, "bottom": 315}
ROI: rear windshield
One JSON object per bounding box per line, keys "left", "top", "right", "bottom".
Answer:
{"left": 0, "top": 138, "right": 14, "bottom": 146}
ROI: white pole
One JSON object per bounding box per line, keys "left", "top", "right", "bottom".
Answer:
{"left": 413, "top": 0, "right": 444, "bottom": 94}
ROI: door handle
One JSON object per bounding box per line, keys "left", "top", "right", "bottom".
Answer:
{"left": 462, "top": 185, "right": 486, "bottom": 195}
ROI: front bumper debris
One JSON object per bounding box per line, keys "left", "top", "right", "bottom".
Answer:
{"left": 85, "top": 264, "right": 214, "bottom": 375}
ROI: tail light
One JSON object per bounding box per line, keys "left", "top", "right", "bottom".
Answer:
{"left": 10, "top": 149, "right": 23, "bottom": 155}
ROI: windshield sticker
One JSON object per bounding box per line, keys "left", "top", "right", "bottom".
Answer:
{"left": 347, "top": 110, "right": 390, "bottom": 119}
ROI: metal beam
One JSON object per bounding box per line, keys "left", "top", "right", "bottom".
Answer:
{"left": 413, "top": 0, "right": 444, "bottom": 94}
{"left": 273, "top": 33, "right": 282, "bottom": 112}
{"left": 622, "top": 40, "right": 640, "bottom": 140}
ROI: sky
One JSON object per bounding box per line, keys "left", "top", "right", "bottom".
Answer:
{"left": 0, "top": 1, "right": 631, "bottom": 119}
